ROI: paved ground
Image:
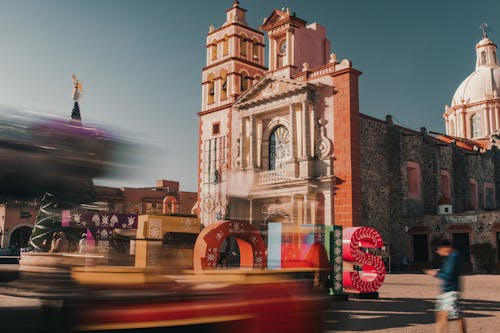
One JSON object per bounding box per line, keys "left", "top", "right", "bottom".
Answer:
{"left": 1, "top": 266, "right": 499, "bottom": 332}
{"left": 324, "top": 273, "right": 500, "bottom": 333}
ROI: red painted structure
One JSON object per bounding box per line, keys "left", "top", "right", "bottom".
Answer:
{"left": 193, "top": 221, "right": 266, "bottom": 270}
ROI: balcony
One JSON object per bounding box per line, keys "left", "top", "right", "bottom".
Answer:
{"left": 257, "top": 168, "right": 294, "bottom": 185}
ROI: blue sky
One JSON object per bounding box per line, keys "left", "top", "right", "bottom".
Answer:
{"left": 0, "top": 0, "right": 498, "bottom": 192}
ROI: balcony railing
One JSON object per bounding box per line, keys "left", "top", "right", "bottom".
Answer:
{"left": 258, "top": 168, "right": 294, "bottom": 185}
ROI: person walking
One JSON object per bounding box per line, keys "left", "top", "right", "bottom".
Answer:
{"left": 425, "top": 239, "right": 466, "bottom": 333}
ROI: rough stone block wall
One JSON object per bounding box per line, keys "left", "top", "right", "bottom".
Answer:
{"left": 360, "top": 114, "right": 499, "bottom": 263}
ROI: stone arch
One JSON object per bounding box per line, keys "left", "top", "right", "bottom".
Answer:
{"left": 193, "top": 220, "right": 266, "bottom": 270}
{"left": 9, "top": 224, "right": 33, "bottom": 249}
{"left": 162, "top": 195, "right": 178, "bottom": 214}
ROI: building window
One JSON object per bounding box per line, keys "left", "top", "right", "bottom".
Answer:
{"left": 240, "top": 71, "right": 249, "bottom": 92}
{"left": 207, "top": 74, "right": 215, "bottom": 104}
{"left": 440, "top": 170, "right": 451, "bottom": 200}
{"left": 203, "top": 136, "right": 227, "bottom": 184}
{"left": 269, "top": 125, "right": 290, "bottom": 170}
{"left": 407, "top": 161, "right": 421, "bottom": 200}
{"left": 212, "top": 122, "right": 220, "bottom": 136}
{"left": 220, "top": 70, "right": 227, "bottom": 100}
{"left": 469, "top": 178, "right": 478, "bottom": 210}
{"left": 484, "top": 183, "right": 495, "bottom": 210}
{"left": 252, "top": 39, "right": 259, "bottom": 61}
{"left": 223, "top": 35, "right": 229, "bottom": 56}
{"left": 240, "top": 35, "right": 247, "bottom": 57}
{"left": 480, "top": 51, "right": 487, "bottom": 65}
{"left": 211, "top": 40, "right": 217, "bottom": 61}
{"left": 471, "top": 114, "right": 481, "bottom": 138}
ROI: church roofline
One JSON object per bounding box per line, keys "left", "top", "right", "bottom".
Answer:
{"left": 261, "top": 9, "right": 307, "bottom": 31}
{"left": 207, "top": 22, "right": 264, "bottom": 37}
{"left": 226, "top": 1, "right": 247, "bottom": 13}
{"left": 233, "top": 74, "right": 314, "bottom": 108}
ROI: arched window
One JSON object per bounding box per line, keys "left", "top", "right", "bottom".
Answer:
{"left": 480, "top": 51, "right": 486, "bottom": 65}
{"left": 269, "top": 125, "right": 290, "bottom": 170}
{"left": 494, "top": 51, "right": 498, "bottom": 65}
{"left": 223, "top": 35, "right": 229, "bottom": 56}
{"left": 240, "top": 71, "right": 249, "bottom": 92}
{"left": 220, "top": 70, "right": 227, "bottom": 100}
{"left": 207, "top": 74, "right": 215, "bottom": 104}
{"left": 471, "top": 113, "right": 481, "bottom": 138}
{"left": 252, "top": 39, "right": 259, "bottom": 60}
{"left": 240, "top": 35, "right": 247, "bottom": 57}
{"left": 211, "top": 40, "right": 217, "bottom": 61}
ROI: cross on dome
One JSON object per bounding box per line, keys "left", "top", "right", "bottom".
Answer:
{"left": 480, "top": 22, "right": 488, "bottom": 38}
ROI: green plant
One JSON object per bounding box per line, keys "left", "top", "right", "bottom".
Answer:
{"left": 470, "top": 243, "right": 496, "bottom": 273}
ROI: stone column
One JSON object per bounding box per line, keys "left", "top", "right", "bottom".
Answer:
{"left": 310, "top": 101, "right": 316, "bottom": 158}
{"left": 496, "top": 106, "right": 500, "bottom": 133}
{"left": 484, "top": 107, "right": 490, "bottom": 136}
{"left": 463, "top": 111, "right": 469, "bottom": 138}
{"left": 249, "top": 199, "right": 253, "bottom": 224}
{"left": 301, "top": 101, "right": 310, "bottom": 158}
{"left": 249, "top": 116, "right": 255, "bottom": 168}
{"left": 256, "top": 120, "right": 262, "bottom": 168}
{"left": 290, "top": 195, "right": 296, "bottom": 225}
{"left": 240, "top": 117, "right": 246, "bottom": 168}
{"left": 289, "top": 104, "right": 296, "bottom": 160}
{"left": 303, "top": 194, "right": 309, "bottom": 225}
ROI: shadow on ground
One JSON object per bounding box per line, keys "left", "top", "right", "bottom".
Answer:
{"left": 324, "top": 297, "right": 500, "bottom": 331}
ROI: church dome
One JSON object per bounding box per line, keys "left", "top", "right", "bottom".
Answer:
{"left": 451, "top": 66, "right": 500, "bottom": 106}
{"left": 450, "top": 34, "right": 500, "bottom": 107}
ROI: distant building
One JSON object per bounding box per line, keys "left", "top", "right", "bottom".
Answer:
{"left": 0, "top": 179, "right": 196, "bottom": 251}
{"left": 95, "top": 179, "right": 197, "bottom": 216}
{"left": 0, "top": 201, "right": 37, "bottom": 250}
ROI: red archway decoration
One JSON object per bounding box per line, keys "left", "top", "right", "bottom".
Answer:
{"left": 193, "top": 221, "right": 267, "bottom": 270}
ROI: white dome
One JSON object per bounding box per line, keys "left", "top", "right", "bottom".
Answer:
{"left": 451, "top": 66, "right": 500, "bottom": 106}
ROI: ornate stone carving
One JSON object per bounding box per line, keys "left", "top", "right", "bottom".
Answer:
{"left": 315, "top": 117, "right": 333, "bottom": 158}
{"left": 233, "top": 137, "right": 242, "bottom": 168}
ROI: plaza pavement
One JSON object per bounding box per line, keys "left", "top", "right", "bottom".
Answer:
{"left": 325, "top": 273, "right": 500, "bottom": 333}
{"left": 1, "top": 266, "right": 499, "bottom": 332}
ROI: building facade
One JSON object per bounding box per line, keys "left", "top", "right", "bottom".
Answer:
{"left": 196, "top": 3, "right": 500, "bottom": 272}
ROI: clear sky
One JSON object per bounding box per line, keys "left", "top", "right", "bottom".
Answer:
{"left": 0, "top": 0, "right": 498, "bottom": 192}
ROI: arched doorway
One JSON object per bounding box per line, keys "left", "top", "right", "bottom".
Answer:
{"left": 10, "top": 226, "right": 32, "bottom": 249}
{"left": 193, "top": 221, "right": 266, "bottom": 270}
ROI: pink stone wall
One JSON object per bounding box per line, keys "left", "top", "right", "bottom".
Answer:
{"left": 293, "top": 23, "right": 330, "bottom": 75}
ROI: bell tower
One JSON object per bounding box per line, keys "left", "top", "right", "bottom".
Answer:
{"left": 197, "top": 1, "right": 267, "bottom": 225}
{"left": 262, "top": 8, "right": 330, "bottom": 78}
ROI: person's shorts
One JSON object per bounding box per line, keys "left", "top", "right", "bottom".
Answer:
{"left": 436, "top": 291, "right": 462, "bottom": 320}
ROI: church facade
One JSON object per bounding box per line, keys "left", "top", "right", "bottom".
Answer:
{"left": 197, "top": 2, "right": 361, "bottom": 231}
{"left": 196, "top": 2, "right": 500, "bottom": 272}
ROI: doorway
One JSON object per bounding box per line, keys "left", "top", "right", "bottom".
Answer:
{"left": 452, "top": 232, "right": 470, "bottom": 262}
{"left": 10, "top": 226, "right": 32, "bottom": 249}
{"left": 412, "top": 234, "right": 429, "bottom": 262}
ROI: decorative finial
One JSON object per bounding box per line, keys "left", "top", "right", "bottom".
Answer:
{"left": 71, "top": 75, "right": 83, "bottom": 121}
{"left": 72, "top": 74, "right": 82, "bottom": 102}
{"left": 480, "top": 22, "right": 488, "bottom": 38}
